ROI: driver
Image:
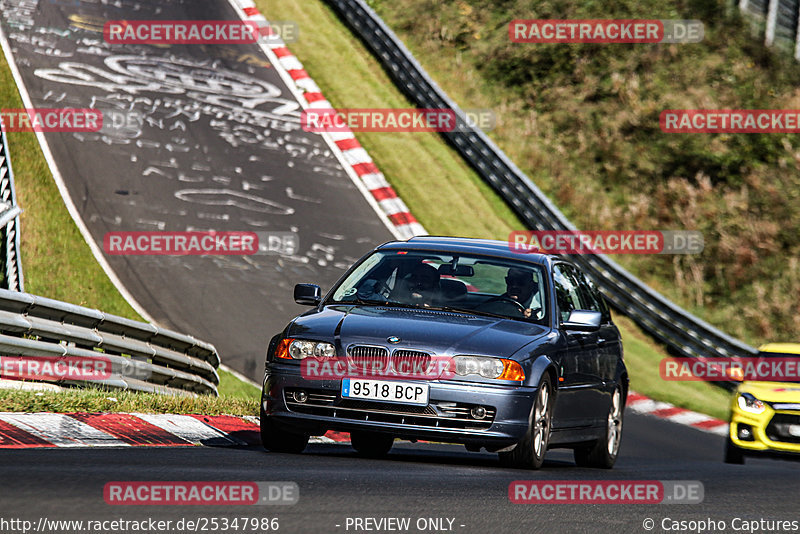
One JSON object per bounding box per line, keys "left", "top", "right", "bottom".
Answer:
{"left": 503, "top": 267, "right": 542, "bottom": 319}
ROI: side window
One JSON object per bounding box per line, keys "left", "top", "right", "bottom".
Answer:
{"left": 569, "top": 267, "right": 601, "bottom": 313}
{"left": 552, "top": 265, "right": 583, "bottom": 322}
{"left": 579, "top": 272, "right": 611, "bottom": 323}
{"left": 558, "top": 264, "right": 612, "bottom": 323}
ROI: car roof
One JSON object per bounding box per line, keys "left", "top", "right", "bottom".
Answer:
{"left": 758, "top": 343, "right": 800, "bottom": 355}
{"left": 376, "top": 236, "right": 554, "bottom": 267}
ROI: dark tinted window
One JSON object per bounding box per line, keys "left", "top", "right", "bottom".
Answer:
{"left": 569, "top": 267, "right": 602, "bottom": 312}
{"left": 579, "top": 272, "right": 611, "bottom": 322}
{"left": 552, "top": 264, "right": 583, "bottom": 322}
{"left": 329, "top": 250, "right": 548, "bottom": 323}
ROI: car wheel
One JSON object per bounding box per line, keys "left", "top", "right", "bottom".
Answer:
{"left": 574, "top": 386, "right": 624, "bottom": 469}
{"left": 350, "top": 431, "right": 394, "bottom": 458}
{"left": 724, "top": 437, "right": 745, "bottom": 464}
{"left": 260, "top": 406, "right": 309, "bottom": 453}
{"left": 499, "top": 374, "right": 553, "bottom": 469}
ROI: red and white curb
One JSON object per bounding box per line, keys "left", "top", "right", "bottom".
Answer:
{"left": 0, "top": 412, "right": 351, "bottom": 449}
{"left": 227, "top": 0, "right": 426, "bottom": 240}
{"left": 626, "top": 391, "right": 728, "bottom": 436}
{"left": 0, "top": 391, "right": 728, "bottom": 448}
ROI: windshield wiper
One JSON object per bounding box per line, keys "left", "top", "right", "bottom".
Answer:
{"left": 389, "top": 303, "right": 507, "bottom": 319}
{"left": 331, "top": 300, "right": 540, "bottom": 323}
{"left": 435, "top": 305, "right": 545, "bottom": 323}
{"left": 333, "top": 294, "right": 399, "bottom": 306}
{"left": 441, "top": 306, "right": 508, "bottom": 319}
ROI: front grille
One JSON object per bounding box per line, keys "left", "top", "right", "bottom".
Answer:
{"left": 765, "top": 413, "right": 800, "bottom": 444}
{"left": 347, "top": 345, "right": 390, "bottom": 371}
{"left": 768, "top": 402, "right": 800, "bottom": 411}
{"left": 338, "top": 399, "right": 435, "bottom": 415}
{"left": 392, "top": 350, "right": 431, "bottom": 374}
{"left": 283, "top": 388, "right": 495, "bottom": 430}
{"left": 347, "top": 346, "right": 434, "bottom": 375}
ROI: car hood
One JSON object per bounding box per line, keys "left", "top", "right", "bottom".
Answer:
{"left": 288, "top": 305, "right": 549, "bottom": 357}
{"left": 739, "top": 381, "right": 800, "bottom": 403}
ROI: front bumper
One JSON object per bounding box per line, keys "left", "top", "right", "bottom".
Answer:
{"left": 262, "top": 365, "right": 535, "bottom": 449}
{"left": 730, "top": 408, "right": 800, "bottom": 455}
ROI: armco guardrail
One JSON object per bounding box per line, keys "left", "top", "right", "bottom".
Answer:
{"left": 0, "top": 288, "right": 220, "bottom": 395}
{"left": 325, "top": 0, "right": 759, "bottom": 383}
{"left": 738, "top": 0, "right": 800, "bottom": 57}
{"left": 0, "top": 119, "right": 216, "bottom": 395}
{"left": 0, "top": 123, "right": 23, "bottom": 291}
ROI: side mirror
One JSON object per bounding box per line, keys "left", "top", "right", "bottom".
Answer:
{"left": 561, "top": 309, "right": 602, "bottom": 332}
{"left": 294, "top": 283, "right": 322, "bottom": 306}
{"left": 726, "top": 364, "right": 745, "bottom": 382}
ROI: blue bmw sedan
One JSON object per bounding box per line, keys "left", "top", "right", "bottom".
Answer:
{"left": 261, "top": 236, "right": 628, "bottom": 469}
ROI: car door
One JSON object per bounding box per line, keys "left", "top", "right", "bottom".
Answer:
{"left": 575, "top": 270, "right": 622, "bottom": 385}
{"left": 550, "top": 263, "right": 603, "bottom": 428}
{"left": 571, "top": 268, "right": 623, "bottom": 422}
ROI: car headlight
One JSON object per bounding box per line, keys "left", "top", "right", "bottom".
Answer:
{"left": 453, "top": 356, "right": 525, "bottom": 381}
{"left": 275, "top": 338, "right": 336, "bottom": 360}
{"left": 737, "top": 392, "right": 766, "bottom": 414}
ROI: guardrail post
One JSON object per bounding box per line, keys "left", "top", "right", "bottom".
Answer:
{"left": 0, "top": 122, "right": 24, "bottom": 291}
{"left": 765, "top": 0, "right": 779, "bottom": 46}
{"left": 794, "top": 2, "right": 800, "bottom": 59}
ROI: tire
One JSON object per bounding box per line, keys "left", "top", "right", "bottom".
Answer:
{"left": 499, "top": 374, "right": 553, "bottom": 469}
{"left": 350, "top": 431, "right": 394, "bottom": 458}
{"left": 260, "top": 407, "right": 309, "bottom": 453}
{"left": 724, "top": 437, "right": 745, "bottom": 464}
{"left": 574, "top": 386, "right": 624, "bottom": 469}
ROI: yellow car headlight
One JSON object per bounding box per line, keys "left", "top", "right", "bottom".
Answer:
{"left": 737, "top": 392, "right": 766, "bottom": 414}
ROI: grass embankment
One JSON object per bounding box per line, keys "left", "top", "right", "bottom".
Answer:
{"left": 260, "top": 0, "right": 737, "bottom": 420}
{"left": 0, "top": 50, "right": 260, "bottom": 409}
{"left": 0, "top": 386, "right": 257, "bottom": 416}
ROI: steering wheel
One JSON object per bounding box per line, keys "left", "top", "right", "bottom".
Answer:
{"left": 477, "top": 295, "right": 528, "bottom": 315}
{"left": 373, "top": 280, "right": 392, "bottom": 299}
{"left": 358, "top": 279, "right": 392, "bottom": 300}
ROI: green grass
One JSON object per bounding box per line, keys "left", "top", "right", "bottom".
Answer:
{"left": 217, "top": 369, "right": 260, "bottom": 400}
{"left": 0, "top": 385, "right": 258, "bottom": 415}
{"left": 613, "top": 314, "right": 730, "bottom": 420}
{"left": 259, "top": 0, "right": 737, "bottom": 419}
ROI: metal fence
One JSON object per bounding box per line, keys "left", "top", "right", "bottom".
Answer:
{"left": 0, "top": 288, "right": 220, "bottom": 395}
{"left": 0, "top": 125, "right": 23, "bottom": 291}
{"left": 326, "top": 0, "right": 759, "bottom": 386}
{"left": 739, "top": 0, "right": 800, "bottom": 57}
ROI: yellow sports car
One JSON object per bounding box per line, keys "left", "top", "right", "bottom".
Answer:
{"left": 725, "top": 343, "right": 800, "bottom": 464}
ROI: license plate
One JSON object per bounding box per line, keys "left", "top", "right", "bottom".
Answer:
{"left": 788, "top": 424, "right": 800, "bottom": 437}
{"left": 341, "top": 379, "right": 429, "bottom": 405}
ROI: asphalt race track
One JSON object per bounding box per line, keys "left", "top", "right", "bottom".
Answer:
{"left": 1, "top": 413, "right": 799, "bottom": 533}
{"left": 0, "top": 0, "right": 394, "bottom": 380}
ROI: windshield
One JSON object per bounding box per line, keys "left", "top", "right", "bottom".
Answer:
{"left": 329, "top": 250, "right": 547, "bottom": 323}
